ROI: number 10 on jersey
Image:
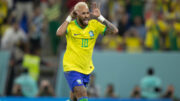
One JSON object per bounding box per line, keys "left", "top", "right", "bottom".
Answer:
{"left": 81, "top": 39, "right": 88, "bottom": 47}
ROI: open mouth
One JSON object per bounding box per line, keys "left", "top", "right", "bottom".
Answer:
{"left": 83, "top": 18, "right": 89, "bottom": 25}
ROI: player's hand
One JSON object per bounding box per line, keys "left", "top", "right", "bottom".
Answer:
{"left": 70, "top": 10, "right": 77, "bottom": 19}
{"left": 91, "top": 2, "right": 101, "bottom": 18}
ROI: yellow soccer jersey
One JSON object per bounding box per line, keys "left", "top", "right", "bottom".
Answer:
{"left": 63, "top": 19, "right": 106, "bottom": 74}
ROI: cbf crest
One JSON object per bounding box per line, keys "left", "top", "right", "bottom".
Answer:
{"left": 89, "top": 31, "right": 94, "bottom": 37}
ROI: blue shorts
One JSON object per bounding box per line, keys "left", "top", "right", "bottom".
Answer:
{"left": 64, "top": 71, "right": 91, "bottom": 92}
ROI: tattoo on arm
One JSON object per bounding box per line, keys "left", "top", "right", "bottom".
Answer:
{"left": 102, "top": 20, "right": 118, "bottom": 35}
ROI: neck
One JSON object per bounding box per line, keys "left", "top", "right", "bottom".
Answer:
{"left": 77, "top": 18, "right": 87, "bottom": 29}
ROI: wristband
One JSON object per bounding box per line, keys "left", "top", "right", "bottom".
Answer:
{"left": 66, "top": 16, "right": 72, "bottom": 22}
{"left": 98, "top": 15, "right": 105, "bottom": 22}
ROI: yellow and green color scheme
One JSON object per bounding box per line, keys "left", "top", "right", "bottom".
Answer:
{"left": 63, "top": 19, "right": 106, "bottom": 74}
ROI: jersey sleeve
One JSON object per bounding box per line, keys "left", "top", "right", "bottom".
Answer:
{"left": 66, "top": 24, "right": 70, "bottom": 35}
{"left": 94, "top": 20, "right": 107, "bottom": 36}
{"left": 66, "top": 21, "right": 74, "bottom": 36}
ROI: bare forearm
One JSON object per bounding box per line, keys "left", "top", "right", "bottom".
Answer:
{"left": 56, "top": 21, "right": 69, "bottom": 36}
{"left": 91, "top": 2, "right": 118, "bottom": 34}
{"left": 102, "top": 19, "right": 118, "bottom": 34}
{"left": 56, "top": 15, "right": 73, "bottom": 36}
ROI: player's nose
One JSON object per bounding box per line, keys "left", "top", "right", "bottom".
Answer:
{"left": 85, "top": 13, "right": 89, "bottom": 18}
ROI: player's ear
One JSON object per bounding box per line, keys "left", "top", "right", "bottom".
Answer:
{"left": 74, "top": 10, "right": 78, "bottom": 15}
{"left": 75, "top": 10, "right": 79, "bottom": 16}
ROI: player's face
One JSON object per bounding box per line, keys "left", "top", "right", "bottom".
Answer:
{"left": 77, "top": 6, "right": 90, "bottom": 26}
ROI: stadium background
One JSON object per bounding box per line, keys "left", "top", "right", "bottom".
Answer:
{"left": 0, "top": 0, "right": 180, "bottom": 101}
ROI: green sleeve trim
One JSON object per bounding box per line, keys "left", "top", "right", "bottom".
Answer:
{"left": 75, "top": 19, "right": 82, "bottom": 29}
{"left": 102, "top": 26, "right": 107, "bottom": 36}
{"left": 66, "top": 29, "right": 68, "bottom": 34}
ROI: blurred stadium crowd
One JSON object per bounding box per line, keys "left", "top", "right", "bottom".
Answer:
{"left": 0, "top": 0, "right": 180, "bottom": 100}
{"left": 1, "top": 0, "right": 180, "bottom": 53}
{"left": 97, "top": 0, "right": 180, "bottom": 52}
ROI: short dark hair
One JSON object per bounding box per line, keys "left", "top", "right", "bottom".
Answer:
{"left": 147, "top": 67, "right": 154, "bottom": 75}
{"left": 22, "top": 68, "right": 29, "bottom": 74}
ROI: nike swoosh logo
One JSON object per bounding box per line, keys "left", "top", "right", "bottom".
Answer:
{"left": 74, "top": 34, "right": 80, "bottom": 36}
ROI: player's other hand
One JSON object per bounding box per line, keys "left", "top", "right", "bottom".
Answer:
{"left": 91, "top": 2, "right": 101, "bottom": 18}
{"left": 70, "top": 10, "right": 77, "bottom": 19}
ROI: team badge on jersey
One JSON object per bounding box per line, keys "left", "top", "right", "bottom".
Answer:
{"left": 77, "top": 79, "right": 82, "bottom": 84}
{"left": 89, "top": 31, "right": 94, "bottom": 37}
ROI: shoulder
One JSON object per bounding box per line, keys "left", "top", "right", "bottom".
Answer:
{"left": 19, "top": 29, "right": 25, "bottom": 34}
{"left": 28, "top": 76, "right": 36, "bottom": 82}
{"left": 15, "top": 75, "right": 23, "bottom": 83}
{"left": 88, "top": 19, "right": 105, "bottom": 30}
{"left": 5, "top": 27, "right": 13, "bottom": 33}
{"left": 69, "top": 20, "right": 76, "bottom": 25}
{"left": 67, "top": 20, "right": 76, "bottom": 29}
{"left": 141, "top": 76, "right": 148, "bottom": 82}
{"left": 89, "top": 19, "right": 100, "bottom": 24}
{"left": 89, "top": 19, "right": 105, "bottom": 28}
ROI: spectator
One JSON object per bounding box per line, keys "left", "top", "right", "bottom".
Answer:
{"left": 38, "top": 80, "right": 55, "bottom": 97}
{"left": 39, "top": 0, "right": 48, "bottom": 13}
{"left": 167, "top": 17, "right": 180, "bottom": 51}
{"left": 170, "top": 0, "right": 180, "bottom": 18}
{"left": 29, "top": 6, "right": 45, "bottom": 51}
{"left": 144, "top": 17, "right": 160, "bottom": 51}
{"left": 15, "top": 0, "right": 33, "bottom": 20}
{"left": 6, "top": 44, "right": 52, "bottom": 95}
{"left": 133, "top": 16, "right": 146, "bottom": 40}
{"left": 12, "top": 68, "right": 38, "bottom": 97}
{"left": 102, "top": 34, "right": 123, "bottom": 51}
{"left": 140, "top": 67, "right": 162, "bottom": 99}
{"left": 0, "top": 0, "right": 8, "bottom": 25}
{"left": 15, "top": 47, "right": 52, "bottom": 81}
{"left": 87, "top": 73, "right": 100, "bottom": 97}
{"left": 156, "top": 0, "right": 170, "bottom": 15}
{"left": 6, "top": 0, "right": 14, "bottom": 11}
{"left": 105, "top": 84, "right": 117, "bottom": 98}
{"left": 130, "top": 85, "right": 141, "bottom": 98}
{"left": 108, "top": 0, "right": 124, "bottom": 27}
{"left": 124, "top": 28, "right": 143, "bottom": 52}
{"left": 44, "top": 0, "right": 61, "bottom": 54}
{"left": 0, "top": 11, "right": 13, "bottom": 39}
{"left": 129, "top": 0, "right": 144, "bottom": 22}
{"left": 1, "top": 19, "right": 27, "bottom": 50}
{"left": 176, "top": 27, "right": 180, "bottom": 50}
{"left": 163, "top": 85, "right": 175, "bottom": 99}
{"left": 157, "top": 17, "right": 170, "bottom": 50}
{"left": 118, "top": 13, "right": 130, "bottom": 36}
{"left": 0, "top": 0, "right": 9, "bottom": 46}
{"left": 44, "top": 0, "right": 61, "bottom": 22}
{"left": 144, "top": 1, "right": 175, "bottom": 51}
{"left": 162, "top": 85, "right": 180, "bottom": 101}
{"left": 12, "top": 83, "right": 23, "bottom": 96}
{"left": 144, "top": 2, "right": 160, "bottom": 51}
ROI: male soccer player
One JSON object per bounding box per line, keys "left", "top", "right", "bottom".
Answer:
{"left": 56, "top": 2, "right": 118, "bottom": 101}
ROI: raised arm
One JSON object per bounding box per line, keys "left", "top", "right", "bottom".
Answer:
{"left": 56, "top": 21, "right": 69, "bottom": 36}
{"left": 91, "top": 2, "right": 118, "bottom": 35}
{"left": 102, "top": 19, "right": 119, "bottom": 35}
{"left": 56, "top": 11, "right": 77, "bottom": 36}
